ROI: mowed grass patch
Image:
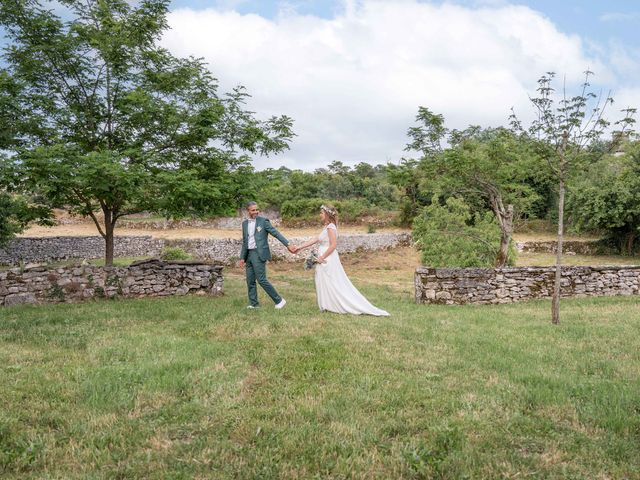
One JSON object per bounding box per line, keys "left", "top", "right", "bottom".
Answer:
{"left": 0, "top": 257, "right": 639, "bottom": 478}
{"left": 517, "top": 251, "right": 640, "bottom": 267}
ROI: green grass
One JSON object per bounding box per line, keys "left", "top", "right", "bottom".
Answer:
{"left": 517, "top": 251, "right": 640, "bottom": 267}
{"left": 1, "top": 261, "right": 640, "bottom": 479}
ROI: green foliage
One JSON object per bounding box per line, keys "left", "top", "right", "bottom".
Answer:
{"left": 568, "top": 143, "right": 640, "bottom": 254}
{"left": 402, "top": 110, "right": 540, "bottom": 265}
{"left": 413, "top": 196, "right": 515, "bottom": 267}
{"left": 280, "top": 198, "right": 376, "bottom": 223}
{"left": 386, "top": 158, "right": 434, "bottom": 226}
{"left": 443, "top": 128, "right": 548, "bottom": 218}
{"left": 405, "top": 107, "right": 447, "bottom": 158}
{"left": 1, "top": 151, "right": 54, "bottom": 245}
{"left": 0, "top": 191, "right": 53, "bottom": 247}
{"left": 47, "top": 283, "right": 65, "bottom": 302}
{"left": 160, "top": 246, "right": 192, "bottom": 261}
{"left": 0, "top": 0, "right": 294, "bottom": 264}
{"left": 251, "top": 163, "right": 400, "bottom": 222}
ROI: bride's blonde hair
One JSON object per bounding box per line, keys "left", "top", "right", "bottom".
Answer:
{"left": 320, "top": 204, "right": 338, "bottom": 225}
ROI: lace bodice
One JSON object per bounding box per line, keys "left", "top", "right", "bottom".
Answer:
{"left": 318, "top": 223, "right": 337, "bottom": 249}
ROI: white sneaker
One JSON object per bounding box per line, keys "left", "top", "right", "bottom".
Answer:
{"left": 275, "top": 298, "right": 287, "bottom": 309}
{"left": 247, "top": 305, "right": 260, "bottom": 309}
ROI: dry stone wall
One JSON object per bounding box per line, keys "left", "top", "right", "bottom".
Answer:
{"left": 1, "top": 233, "right": 412, "bottom": 266}
{"left": 516, "top": 240, "right": 603, "bottom": 255}
{"left": 1, "top": 259, "right": 223, "bottom": 307}
{"left": 0, "top": 236, "right": 164, "bottom": 265}
{"left": 179, "top": 232, "right": 412, "bottom": 262}
{"left": 415, "top": 265, "right": 640, "bottom": 305}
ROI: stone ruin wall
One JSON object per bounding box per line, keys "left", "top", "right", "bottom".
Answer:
{"left": 0, "top": 233, "right": 412, "bottom": 266}
{"left": 415, "top": 265, "right": 640, "bottom": 305}
{"left": 1, "top": 259, "right": 224, "bottom": 307}
{"left": 515, "top": 240, "right": 603, "bottom": 255}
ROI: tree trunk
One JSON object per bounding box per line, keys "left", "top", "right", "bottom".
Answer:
{"left": 625, "top": 231, "right": 636, "bottom": 256}
{"left": 495, "top": 204, "right": 514, "bottom": 268}
{"left": 552, "top": 176, "right": 565, "bottom": 325}
{"left": 104, "top": 208, "right": 114, "bottom": 267}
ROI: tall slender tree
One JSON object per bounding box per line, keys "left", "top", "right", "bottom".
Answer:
{"left": 511, "top": 71, "right": 636, "bottom": 324}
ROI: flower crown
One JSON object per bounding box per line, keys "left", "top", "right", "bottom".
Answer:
{"left": 320, "top": 205, "right": 337, "bottom": 216}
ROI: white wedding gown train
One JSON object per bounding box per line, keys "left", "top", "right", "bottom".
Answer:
{"left": 315, "top": 223, "right": 389, "bottom": 316}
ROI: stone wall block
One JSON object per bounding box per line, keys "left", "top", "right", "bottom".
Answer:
{"left": 416, "top": 265, "right": 640, "bottom": 305}
{"left": 1, "top": 261, "right": 224, "bottom": 307}
{"left": 4, "top": 292, "right": 37, "bottom": 306}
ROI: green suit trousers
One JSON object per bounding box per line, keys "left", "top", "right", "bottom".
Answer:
{"left": 246, "top": 249, "right": 282, "bottom": 306}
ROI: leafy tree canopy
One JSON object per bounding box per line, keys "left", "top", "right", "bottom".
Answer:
{"left": 569, "top": 142, "right": 640, "bottom": 254}
{"left": 412, "top": 196, "right": 515, "bottom": 268}
{"left": 0, "top": 0, "right": 294, "bottom": 263}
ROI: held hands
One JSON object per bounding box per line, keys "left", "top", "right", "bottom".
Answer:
{"left": 238, "top": 259, "right": 245, "bottom": 268}
{"left": 287, "top": 244, "right": 299, "bottom": 254}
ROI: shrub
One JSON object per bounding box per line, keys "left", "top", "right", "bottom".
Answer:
{"left": 413, "top": 196, "right": 515, "bottom": 267}
{"left": 280, "top": 198, "right": 379, "bottom": 224}
{"left": 161, "top": 247, "right": 192, "bottom": 261}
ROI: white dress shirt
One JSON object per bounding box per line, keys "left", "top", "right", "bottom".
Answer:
{"left": 247, "top": 219, "right": 257, "bottom": 249}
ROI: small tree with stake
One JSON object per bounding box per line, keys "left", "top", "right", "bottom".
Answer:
{"left": 511, "top": 70, "right": 636, "bottom": 324}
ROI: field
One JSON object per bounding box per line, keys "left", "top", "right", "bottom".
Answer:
{"left": 19, "top": 215, "right": 406, "bottom": 240}
{"left": 2, "top": 250, "right": 640, "bottom": 479}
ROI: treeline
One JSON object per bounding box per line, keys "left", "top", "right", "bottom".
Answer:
{"left": 244, "top": 161, "right": 401, "bottom": 224}
{"left": 241, "top": 129, "right": 638, "bottom": 259}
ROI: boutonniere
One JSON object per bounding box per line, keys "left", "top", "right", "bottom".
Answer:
{"left": 257, "top": 226, "right": 262, "bottom": 232}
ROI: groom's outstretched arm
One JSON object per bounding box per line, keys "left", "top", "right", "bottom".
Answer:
{"left": 264, "top": 219, "right": 297, "bottom": 252}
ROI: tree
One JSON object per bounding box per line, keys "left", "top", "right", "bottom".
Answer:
{"left": 0, "top": 0, "right": 294, "bottom": 265}
{"left": 0, "top": 192, "right": 53, "bottom": 247}
{"left": 404, "top": 109, "right": 543, "bottom": 266}
{"left": 442, "top": 128, "right": 545, "bottom": 266}
{"left": 511, "top": 71, "right": 636, "bottom": 324}
{"left": 413, "top": 196, "right": 508, "bottom": 268}
{"left": 569, "top": 142, "right": 640, "bottom": 255}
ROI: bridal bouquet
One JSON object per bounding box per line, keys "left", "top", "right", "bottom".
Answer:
{"left": 303, "top": 252, "right": 318, "bottom": 270}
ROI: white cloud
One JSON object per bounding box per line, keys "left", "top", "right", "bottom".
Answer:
{"left": 614, "top": 87, "right": 640, "bottom": 117}
{"left": 162, "top": 0, "right": 614, "bottom": 170}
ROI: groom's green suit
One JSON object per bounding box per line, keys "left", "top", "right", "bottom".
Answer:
{"left": 240, "top": 216, "right": 290, "bottom": 306}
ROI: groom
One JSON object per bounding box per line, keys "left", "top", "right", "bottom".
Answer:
{"left": 239, "top": 201, "right": 297, "bottom": 309}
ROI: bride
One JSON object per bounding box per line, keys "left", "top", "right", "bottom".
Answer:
{"left": 294, "top": 205, "right": 390, "bottom": 316}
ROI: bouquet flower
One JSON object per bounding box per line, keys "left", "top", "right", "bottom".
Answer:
{"left": 303, "top": 252, "right": 318, "bottom": 270}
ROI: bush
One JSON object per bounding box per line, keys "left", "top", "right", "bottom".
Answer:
{"left": 160, "top": 247, "right": 192, "bottom": 261}
{"left": 413, "top": 196, "right": 515, "bottom": 267}
{"left": 280, "top": 198, "right": 380, "bottom": 224}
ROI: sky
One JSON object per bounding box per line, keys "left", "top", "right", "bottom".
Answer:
{"left": 3, "top": 1, "right": 640, "bottom": 171}
{"left": 160, "top": 0, "right": 640, "bottom": 170}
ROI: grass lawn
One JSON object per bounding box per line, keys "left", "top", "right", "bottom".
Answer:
{"left": 1, "top": 250, "right": 640, "bottom": 479}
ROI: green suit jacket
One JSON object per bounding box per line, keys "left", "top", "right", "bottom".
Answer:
{"left": 240, "top": 216, "right": 289, "bottom": 262}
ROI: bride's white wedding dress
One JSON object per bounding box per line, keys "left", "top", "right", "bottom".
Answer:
{"left": 315, "top": 223, "right": 390, "bottom": 316}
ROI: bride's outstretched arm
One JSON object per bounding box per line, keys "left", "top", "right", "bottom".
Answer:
{"left": 295, "top": 236, "right": 319, "bottom": 251}
{"left": 317, "top": 228, "right": 337, "bottom": 262}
